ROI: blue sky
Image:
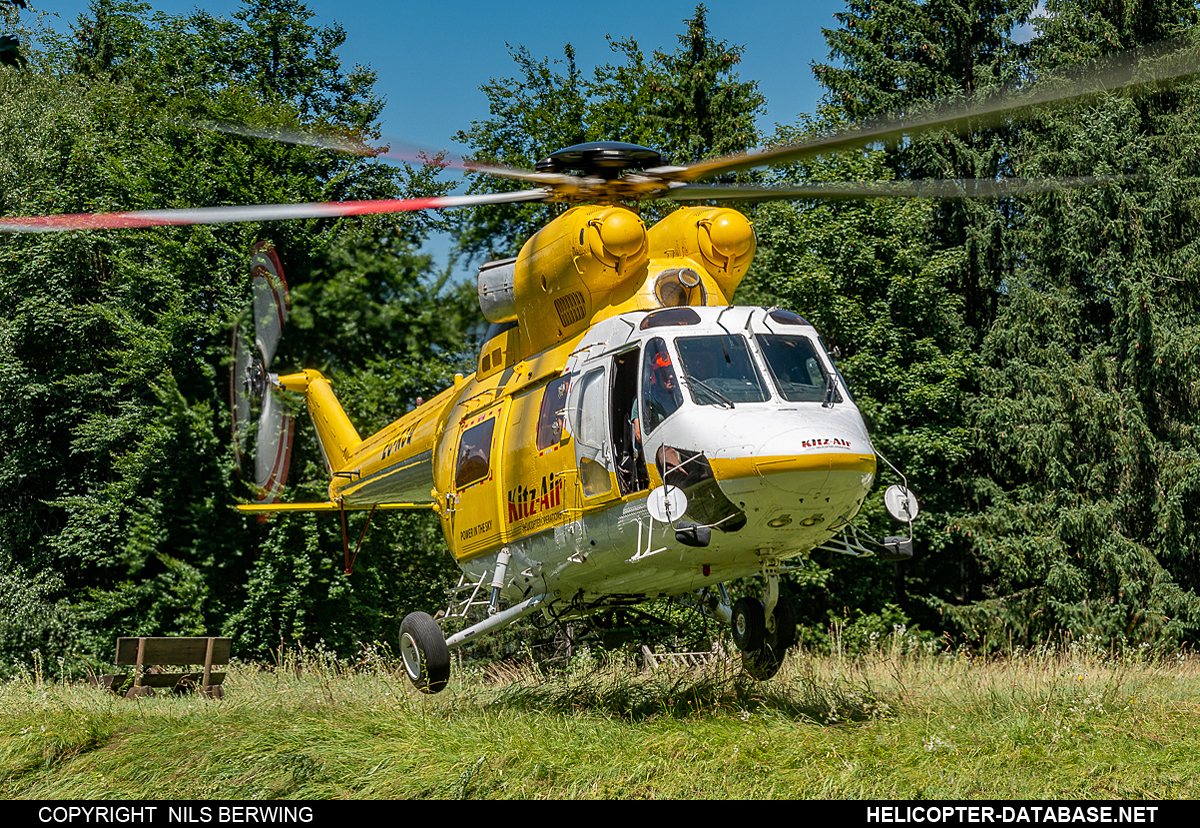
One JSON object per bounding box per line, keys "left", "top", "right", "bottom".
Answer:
{"left": 30, "top": 1, "right": 849, "bottom": 152}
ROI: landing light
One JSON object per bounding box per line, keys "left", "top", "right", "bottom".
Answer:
{"left": 884, "top": 485, "right": 920, "bottom": 523}
{"left": 647, "top": 485, "right": 688, "bottom": 523}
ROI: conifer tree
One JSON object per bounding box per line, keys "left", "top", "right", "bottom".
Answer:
{"left": 744, "top": 1, "right": 1032, "bottom": 631}
{"left": 816, "top": 0, "right": 1034, "bottom": 333}
{"left": 950, "top": 0, "right": 1200, "bottom": 644}
{"left": 647, "top": 3, "right": 765, "bottom": 166}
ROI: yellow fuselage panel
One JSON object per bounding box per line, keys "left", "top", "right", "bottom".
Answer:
{"left": 514, "top": 205, "right": 649, "bottom": 356}
{"left": 438, "top": 400, "right": 510, "bottom": 559}
{"left": 496, "top": 382, "right": 575, "bottom": 545}
{"left": 432, "top": 333, "right": 586, "bottom": 562}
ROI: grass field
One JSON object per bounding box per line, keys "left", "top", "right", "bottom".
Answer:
{"left": 2, "top": 634, "right": 1199, "bottom": 799}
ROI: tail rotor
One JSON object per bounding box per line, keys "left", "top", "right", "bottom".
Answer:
{"left": 230, "top": 242, "right": 294, "bottom": 504}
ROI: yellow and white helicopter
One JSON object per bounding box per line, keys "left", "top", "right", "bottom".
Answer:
{"left": 231, "top": 182, "right": 921, "bottom": 691}
{"left": 2, "top": 45, "right": 1191, "bottom": 692}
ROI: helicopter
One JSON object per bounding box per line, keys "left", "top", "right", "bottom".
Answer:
{"left": 2, "top": 42, "right": 1193, "bottom": 692}
{"left": 227, "top": 182, "right": 921, "bottom": 691}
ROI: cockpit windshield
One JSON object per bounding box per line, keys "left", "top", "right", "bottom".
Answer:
{"left": 755, "top": 334, "right": 839, "bottom": 403}
{"left": 675, "top": 335, "right": 769, "bottom": 405}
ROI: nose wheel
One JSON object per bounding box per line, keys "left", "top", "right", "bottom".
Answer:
{"left": 740, "top": 595, "right": 796, "bottom": 680}
{"left": 731, "top": 597, "right": 765, "bottom": 652}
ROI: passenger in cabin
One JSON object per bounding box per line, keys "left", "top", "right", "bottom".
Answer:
{"left": 457, "top": 449, "right": 489, "bottom": 488}
{"left": 616, "top": 398, "right": 647, "bottom": 495}
{"left": 647, "top": 350, "right": 682, "bottom": 428}
{"left": 614, "top": 349, "right": 648, "bottom": 495}
{"left": 643, "top": 343, "right": 685, "bottom": 475}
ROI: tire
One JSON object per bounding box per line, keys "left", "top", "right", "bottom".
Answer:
{"left": 399, "top": 612, "right": 451, "bottom": 694}
{"left": 731, "top": 597, "right": 765, "bottom": 653}
{"left": 742, "top": 647, "right": 785, "bottom": 681}
{"left": 765, "top": 594, "right": 797, "bottom": 654}
{"left": 742, "top": 595, "right": 797, "bottom": 681}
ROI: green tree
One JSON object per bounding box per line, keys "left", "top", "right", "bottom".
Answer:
{"left": 745, "top": 1, "right": 1035, "bottom": 633}
{"left": 742, "top": 118, "right": 973, "bottom": 634}
{"left": 816, "top": 0, "right": 1035, "bottom": 334}
{"left": 645, "top": 3, "right": 764, "bottom": 165}
{"left": 945, "top": 1, "right": 1200, "bottom": 645}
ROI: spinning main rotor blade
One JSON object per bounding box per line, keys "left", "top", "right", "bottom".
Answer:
{"left": 664, "top": 42, "right": 1200, "bottom": 183}
{"left": 0, "top": 189, "right": 550, "bottom": 233}
{"left": 665, "top": 175, "right": 1136, "bottom": 201}
{"left": 197, "top": 120, "right": 578, "bottom": 187}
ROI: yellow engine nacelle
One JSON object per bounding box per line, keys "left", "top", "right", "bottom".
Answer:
{"left": 647, "top": 206, "right": 755, "bottom": 302}
{"left": 512, "top": 205, "right": 649, "bottom": 356}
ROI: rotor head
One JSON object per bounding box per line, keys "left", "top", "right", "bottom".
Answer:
{"left": 536, "top": 142, "right": 664, "bottom": 180}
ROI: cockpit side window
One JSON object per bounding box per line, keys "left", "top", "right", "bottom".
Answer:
{"left": 535, "top": 375, "right": 570, "bottom": 450}
{"left": 756, "top": 334, "right": 842, "bottom": 403}
{"left": 675, "top": 335, "right": 769, "bottom": 405}
{"left": 642, "top": 337, "right": 683, "bottom": 434}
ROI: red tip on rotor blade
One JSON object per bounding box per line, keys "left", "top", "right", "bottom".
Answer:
{"left": 0, "top": 191, "right": 547, "bottom": 233}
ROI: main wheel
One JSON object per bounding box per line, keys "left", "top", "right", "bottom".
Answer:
{"left": 742, "top": 596, "right": 796, "bottom": 682}
{"left": 399, "top": 612, "right": 450, "bottom": 694}
{"left": 742, "top": 647, "right": 784, "bottom": 681}
{"left": 765, "top": 594, "right": 797, "bottom": 654}
{"left": 731, "top": 597, "right": 765, "bottom": 652}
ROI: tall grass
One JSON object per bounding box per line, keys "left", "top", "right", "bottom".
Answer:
{"left": 3, "top": 631, "right": 1199, "bottom": 798}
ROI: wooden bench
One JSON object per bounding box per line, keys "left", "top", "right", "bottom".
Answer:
{"left": 98, "top": 637, "right": 230, "bottom": 699}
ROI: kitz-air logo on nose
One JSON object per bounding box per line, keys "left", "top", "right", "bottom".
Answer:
{"left": 508, "top": 473, "right": 563, "bottom": 524}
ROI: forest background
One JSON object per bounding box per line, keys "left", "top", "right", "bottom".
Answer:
{"left": 2, "top": 0, "right": 1200, "bottom": 678}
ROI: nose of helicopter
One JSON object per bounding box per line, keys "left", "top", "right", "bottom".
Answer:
{"left": 707, "top": 427, "right": 875, "bottom": 492}
{"left": 710, "top": 432, "right": 873, "bottom": 535}
{"left": 752, "top": 426, "right": 876, "bottom": 489}
{"left": 677, "top": 414, "right": 878, "bottom": 537}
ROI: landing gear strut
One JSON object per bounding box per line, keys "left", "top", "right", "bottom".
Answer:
{"left": 398, "top": 591, "right": 553, "bottom": 694}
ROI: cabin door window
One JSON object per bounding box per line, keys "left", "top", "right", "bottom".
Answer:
{"left": 567, "top": 367, "right": 612, "bottom": 498}
{"left": 455, "top": 418, "right": 495, "bottom": 490}
{"left": 536, "top": 374, "right": 571, "bottom": 450}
